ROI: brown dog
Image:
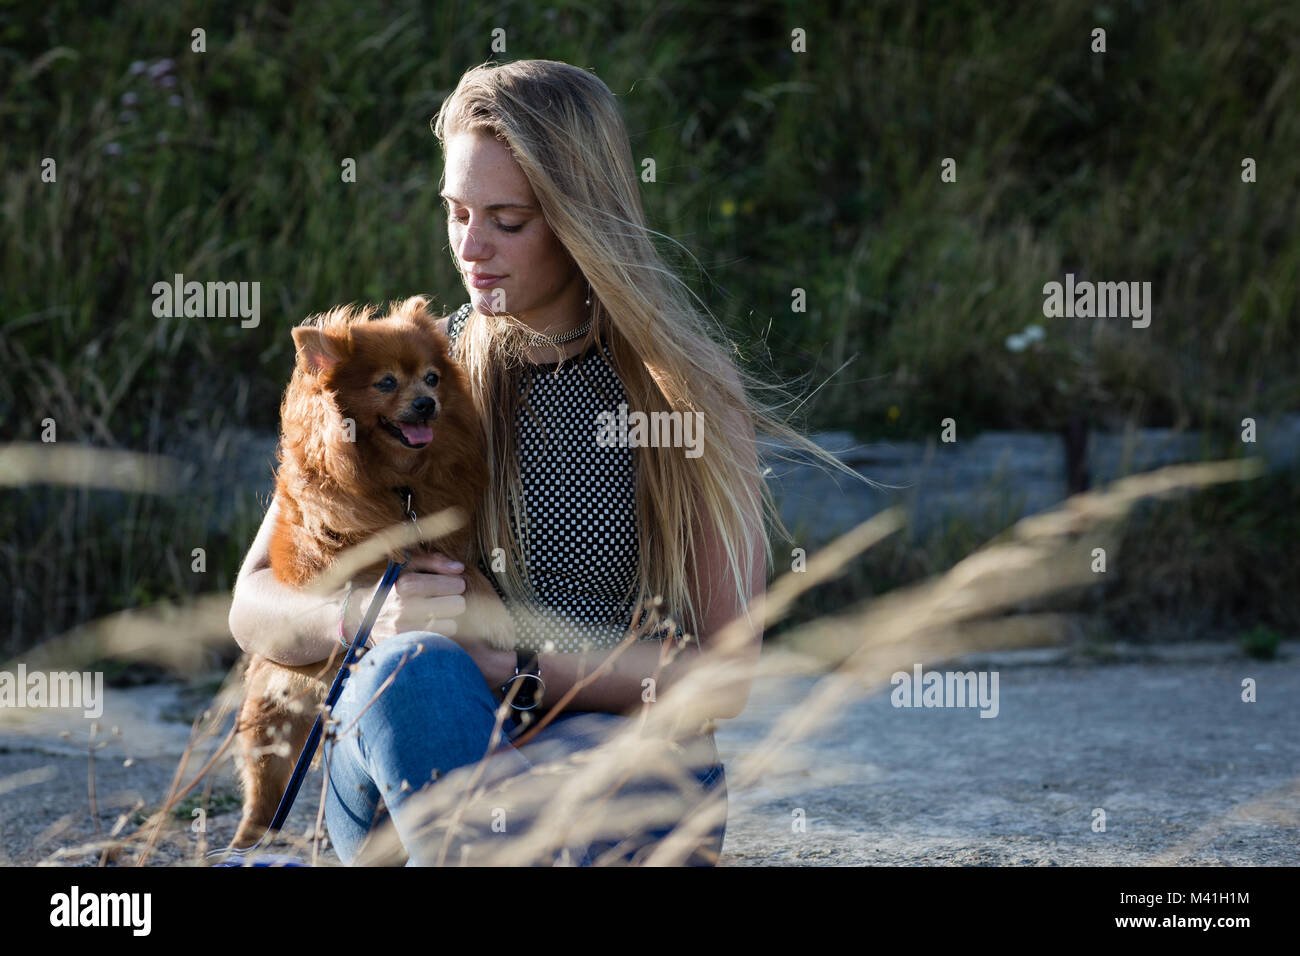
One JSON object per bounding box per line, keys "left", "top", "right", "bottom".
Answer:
{"left": 230, "top": 296, "right": 513, "bottom": 849}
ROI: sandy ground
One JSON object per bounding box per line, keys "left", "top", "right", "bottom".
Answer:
{"left": 1, "top": 642, "right": 1295, "bottom": 866}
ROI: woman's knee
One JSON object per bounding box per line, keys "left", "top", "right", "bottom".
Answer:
{"left": 341, "top": 632, "right": 480, "bottom": 704}
{"left": 358, "top": 630, "right": 466, "bottom": 672}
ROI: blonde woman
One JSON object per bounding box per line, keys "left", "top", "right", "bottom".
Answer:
{"left": 228, "top": 59, "right": 858, "bottom": 865}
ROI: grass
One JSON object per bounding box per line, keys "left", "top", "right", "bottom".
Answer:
{"left": 2, "top": 0, "right": 1296, "bottom": 650}
{"left": 768, "top": 460, "right": 1300, "bottom": 648}
{"left": 765, "top": 498, "right": 1019, "bottom": 642}
{"left": 1088, "top": 465, "right": 1300, "bottom": 642}
{"left": 2, "top": 2, "right": 1295, "bottom": 870}
{"left": 1239, "top": 625, "right": 1282, "bottom": 661}
{"left": 8, "top": 456, "right": 1269, "bottom": 866}
{"left": 4, "top": 0, "right": 1297, "bottom": 439}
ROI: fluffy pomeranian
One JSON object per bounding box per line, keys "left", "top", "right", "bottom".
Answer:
{"left": 231, "top": 296, "right": 514, "bottom": 849}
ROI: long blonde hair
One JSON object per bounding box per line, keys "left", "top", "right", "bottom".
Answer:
{"left": 431, "top": 59, "right": 866, "bottom": 646}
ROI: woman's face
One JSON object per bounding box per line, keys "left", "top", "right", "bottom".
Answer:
{"left": 442, "top": 130, "right": 580, "bottom": 318}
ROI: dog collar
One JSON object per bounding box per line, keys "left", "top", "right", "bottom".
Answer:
{"left": 393, "top": 485, "right": 416, "bottom": 520}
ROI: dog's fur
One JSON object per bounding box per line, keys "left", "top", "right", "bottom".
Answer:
{"left": 230, "top": 297, "right": 513, "bottom": 849}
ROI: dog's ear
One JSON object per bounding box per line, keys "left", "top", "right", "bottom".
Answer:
{"left": 406, "top": 305, "right": 438, "bottom": 335}
{"left": 292, "top": 326, "right": 350, "bottom": 374}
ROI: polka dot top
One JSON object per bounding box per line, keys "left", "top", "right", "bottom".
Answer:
{"left": 447, "top": 303, "right": 670, "bottom": 655}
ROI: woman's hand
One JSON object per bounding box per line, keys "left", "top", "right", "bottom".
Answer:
{"left": 341, "top": 552, "right": 515, "bottom": 691}
{"left": 342, "top": 552, "right": 470, "bottom": 646}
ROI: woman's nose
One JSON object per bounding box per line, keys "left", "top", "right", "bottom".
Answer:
{"left": 456, "top": 222, "right": 490, "bottom": 261}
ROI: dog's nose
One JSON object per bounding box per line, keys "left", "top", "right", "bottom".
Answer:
{"left": 411, "top": 397, "right": 437, "bottom": 420}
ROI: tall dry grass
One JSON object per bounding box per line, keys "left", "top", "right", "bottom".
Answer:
{"left": 0, "top": 442, "right": 1267, "bottom": 866}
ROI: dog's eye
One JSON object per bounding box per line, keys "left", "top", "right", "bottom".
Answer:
{"left": 424, "top": 371, "right": 440, "bottom": 388}
{"left": 374, "top": 375, "right": 398, "bottom": 392}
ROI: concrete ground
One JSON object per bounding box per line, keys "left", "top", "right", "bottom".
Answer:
{"left": 716, "top": 643, "right": 1298, "bottom": 865}
{"left": 1, "top": 642, "right": 1296, "bottom": 866}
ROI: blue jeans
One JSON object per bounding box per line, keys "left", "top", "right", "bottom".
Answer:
{"left": 322, "top": 632, "right": 727, "bottom": 866}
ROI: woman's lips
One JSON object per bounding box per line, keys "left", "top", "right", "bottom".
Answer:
{"left": 469, "top": 274, "right": 504, "bottom": 289}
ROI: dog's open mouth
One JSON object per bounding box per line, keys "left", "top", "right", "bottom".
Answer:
{"left": 379, "top": 416, "right": 434, "bottom": 449}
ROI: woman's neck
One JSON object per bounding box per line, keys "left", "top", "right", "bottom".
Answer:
{"left": 522, "top": 332, "right": 592, "bottom": 365}
{"left": 513, "top": 268, "right": 591, "bottom": 363}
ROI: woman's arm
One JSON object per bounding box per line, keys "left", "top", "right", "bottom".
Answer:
{"left": 227, "top": 497, "right": 352, "bottom": 665}
{"left": 228, "top": 497, "right": 475, "bottom": 666}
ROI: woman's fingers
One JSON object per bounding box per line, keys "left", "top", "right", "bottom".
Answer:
{"left": 359, "top": 557, "right": 469, "bottom": 643}
{"left": 404, "top": 552, "right": 465, "bottom": 575}
{"left": 389, "top": 594, "right": 465, "bottom": 639}
{"left": 419, "top": 593, "right": 466, "bottom": 619}
{"left": 396, "top": 571, "right": 466, "bottom": 599}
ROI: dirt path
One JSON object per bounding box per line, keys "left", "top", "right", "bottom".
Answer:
{"left": 2, "top": 644, "right": 1295, "bottom": 866}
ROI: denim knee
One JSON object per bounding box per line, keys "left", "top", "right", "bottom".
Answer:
{"left": 357, "top": 630, "right": 464, "bottom": 670}
{"left": 341, "top": 631, "right": 477, "bottom": 706}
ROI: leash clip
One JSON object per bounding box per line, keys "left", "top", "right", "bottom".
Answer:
{"left": 397, "top": 488, "right": 419, "bottom": 566}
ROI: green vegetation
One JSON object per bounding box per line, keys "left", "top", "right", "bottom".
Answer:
{"left": 768, "top": 465, "right": 1300, "bottom": 647}
{"left": 1238, "top": 625, "right": 1282, "bottom": 661}
{"left": 2, "top": 1, "right": 1295, "bottom": 652}
{"left": 1095, "top": 467, "right": 1300, "bottom": 643}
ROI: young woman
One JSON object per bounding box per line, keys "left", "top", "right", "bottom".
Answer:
{"left": 228, "top": 59, "right": 852, "bottom": 866}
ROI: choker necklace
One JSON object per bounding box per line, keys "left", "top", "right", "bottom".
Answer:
{"left": 527, "top": 318, "right": 591, "bottom": 347}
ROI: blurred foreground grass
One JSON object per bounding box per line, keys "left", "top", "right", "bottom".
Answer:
{"left": 1, "top": 455, "right": 1269, "bottom": 866}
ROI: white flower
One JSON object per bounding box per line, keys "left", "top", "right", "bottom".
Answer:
{"left": 1005, "top": 333, "right": 1028, "bottom": 352}
{"left": 1022, "top": 323, "right": 1046, "bottom": 343}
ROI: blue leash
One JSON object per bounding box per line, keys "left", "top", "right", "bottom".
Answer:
{"left": 209, "top": 556, "right": 406, "bottom": 865}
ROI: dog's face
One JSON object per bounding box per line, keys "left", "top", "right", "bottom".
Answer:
{"left": 290, "top": 307, "right": 463, "bottom": 458}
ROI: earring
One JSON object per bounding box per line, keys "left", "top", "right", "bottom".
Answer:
{"left": 585, "top": 282, "right": 591, "bottom": 306}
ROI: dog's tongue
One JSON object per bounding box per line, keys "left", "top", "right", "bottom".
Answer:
{"left": 399, "top": 422, "right": 433, "bottom": 446}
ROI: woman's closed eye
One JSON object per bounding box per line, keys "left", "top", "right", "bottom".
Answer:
{"left": 447, "top": 212, "right": 523, "bottom": 233}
